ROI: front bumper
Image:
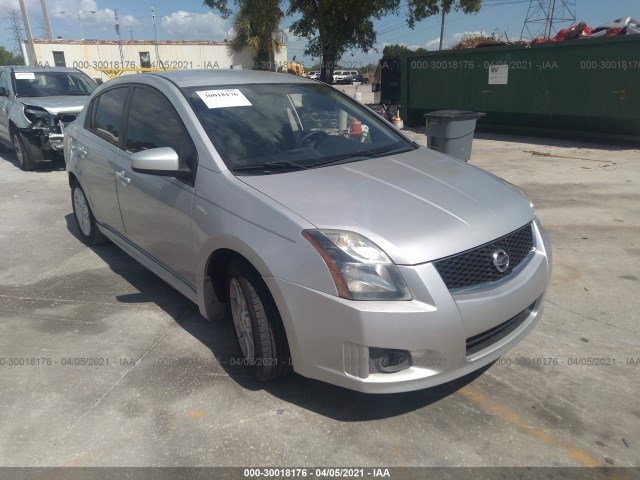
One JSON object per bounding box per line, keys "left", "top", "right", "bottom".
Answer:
{"left": 265, "top": 221, "right": 551, "bottom": 394}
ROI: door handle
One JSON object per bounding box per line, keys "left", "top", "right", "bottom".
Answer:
{"left": 115, "top": 170, "right": 131, "bottom": 185}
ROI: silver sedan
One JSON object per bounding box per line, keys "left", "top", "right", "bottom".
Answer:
{"left": 64, "top": 70, "right": 551, "bottom": 393}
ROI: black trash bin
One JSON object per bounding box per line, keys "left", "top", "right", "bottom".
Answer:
{"left": 424, "top": 110, "right": 485, "bottom": 161}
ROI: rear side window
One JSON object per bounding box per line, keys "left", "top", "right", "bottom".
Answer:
{"left": 90, "top": 87, "right": 129, "bottom": 146}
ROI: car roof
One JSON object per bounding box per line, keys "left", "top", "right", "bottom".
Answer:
{"left": 146, "top": 69, "right": 313, "bottom": 88}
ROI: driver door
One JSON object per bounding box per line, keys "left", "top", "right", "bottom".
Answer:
{"left": 114, "top": 85, "right": 198, "bottom": 288}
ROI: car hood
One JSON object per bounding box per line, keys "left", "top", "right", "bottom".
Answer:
{"left": 18, "top": 96, "right": 88, "bottom": 115}
{"left": 239, "top": 148, "right": 535, "bottom": 265}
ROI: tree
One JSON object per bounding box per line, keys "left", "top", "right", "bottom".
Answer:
{"left": 203, "top": 0, "right": 285, "bottom": 71}
{"left": 288, "top": 0, "right": 402, "bottom": 84}
{"left": 406, "top": 0, "right": 481, "bottom": 26}
{"left": 382, "top": 44, "right": 428, "bottom": 58}
{"left": 0, "top": 45, "right": 24, "bottom": 65}
{"left": 288, "top": 0, "right": 481, "bottom": 83}
{"left": 408, "top": 0, "right": 482, "bottom": 49}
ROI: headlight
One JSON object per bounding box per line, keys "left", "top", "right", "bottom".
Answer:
{"left": 303, "top": 230, "right": 412, "bottom": 301}
{"left": 24, "top": 107, "right": 51, "bottom": 125}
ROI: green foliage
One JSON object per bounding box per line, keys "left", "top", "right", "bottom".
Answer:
{"left": 288, "top": 0, "right": 402, "bottom": 82}
{"left": 288, "top": 0, "right": 480, "bottom": 82}
{"left": 0, "top": 45, "right": 24, "bottom": 65}
{"left": 204, "top": 0, "right": 482, "bottom": 78}
{"left": 407, "top": 0, "right": 482, "bottom": 28}
{"left": 382, "top": 44, "right": 429, "bottom": 58}
{"left": 204, "top": 0, "right": 284, "bottom": 70}
{"left": 288, "top": 0, "right": 401, "bottom": 61}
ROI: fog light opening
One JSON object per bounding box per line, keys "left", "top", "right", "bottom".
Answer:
{"left": 369, "top": 348, "right": 412, "bottom": 374}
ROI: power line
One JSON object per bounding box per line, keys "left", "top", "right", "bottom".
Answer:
{"left": 376, "top": 0, "right": 530, "bottom": 45}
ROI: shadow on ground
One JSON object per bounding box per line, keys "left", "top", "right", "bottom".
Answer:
{"left": 65, "top": 214, "right": 490, "bottom": 422}
{"left": 1, "top": 148, "right": 66, "bottom": 172}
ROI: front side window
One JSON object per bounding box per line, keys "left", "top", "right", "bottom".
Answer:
{"left": 90, "top": 87, "right": 129, "bottom": 145}
{"left": 183, "top": 82, "right": 415, "bottom": 175}
{"left": 125, "top": 86, "right": 196, "bottom": 173}
{"left": 13, "top": 71, "right": 96, "bottom": 97}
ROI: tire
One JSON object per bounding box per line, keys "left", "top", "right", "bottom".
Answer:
{"left": 227, "top": 259, "right": 291, "bottom": 381}
{"left": 12, "top": 131, "right": 37, "bottom": 171}
{"left": 70, "top": 179, "right": 108, "bottom": 245}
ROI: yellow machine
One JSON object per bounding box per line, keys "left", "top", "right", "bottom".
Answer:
{"left": 286, "top": 57, "right": 305, "bottom": 76}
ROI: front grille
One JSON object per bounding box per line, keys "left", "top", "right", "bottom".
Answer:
{"left": 434, "top": 223, "right": 534, "bottom": 291}
{"left": 466, "top": 302, "right": 535, "bottom": 356}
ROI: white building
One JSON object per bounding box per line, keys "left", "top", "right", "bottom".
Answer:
{"left": 27, "top": 40, "right": 288, "bottom": 82}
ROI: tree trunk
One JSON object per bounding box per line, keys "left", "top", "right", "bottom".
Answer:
{"left": 320, "top": 46, "right": 337, "bottom": 84}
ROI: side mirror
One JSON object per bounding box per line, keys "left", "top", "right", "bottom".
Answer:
{"left": 0, "top": 87, "right": 8, "bottom": 97}
{"left": 130, "top": 147, "right": 181, "bottom": 176}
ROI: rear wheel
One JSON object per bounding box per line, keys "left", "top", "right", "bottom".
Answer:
{"left": 227, "top": 259, "right": 291, "bottom": 381}
{"left": 71, "top": 179, "right": 108, "bottom": 245}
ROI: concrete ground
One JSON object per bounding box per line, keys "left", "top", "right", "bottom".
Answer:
{"left": 0, "top": 129, "right": 638, "bottom": 469}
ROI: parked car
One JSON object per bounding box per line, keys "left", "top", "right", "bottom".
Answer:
{"left": 332, "top": 70, "right": 358, "bottom": 83}
{"left": 340, "top": 74, "right": 369, "bottom": 85}
{"left": 0, "top": 66, "right": 97, "bottom": 170}
{"left": 305, "top": 71, "right": 320, "bottom": 79}
{"left": 65, "top": 70, "right": 551, "bottom": 393}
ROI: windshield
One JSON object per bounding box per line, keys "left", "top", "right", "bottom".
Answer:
{"left": 183, "top": 82, "right": 416, "bottom": 174}
{"left": 13, "top": 71, "right": 97, "bottom": 97}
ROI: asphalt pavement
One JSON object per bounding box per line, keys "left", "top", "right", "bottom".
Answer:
{"left": 0, "top": 132, "right": 638, "bottom": 469}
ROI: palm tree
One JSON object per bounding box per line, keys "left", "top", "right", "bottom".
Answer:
{"left": 204, "top": 0, "right": 285, "bottom": 71}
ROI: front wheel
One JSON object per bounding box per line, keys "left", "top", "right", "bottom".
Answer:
{"left": 71, "top": 180, "right": 108, "bottom": 245}
{"left": 12, "top": 131, "right": 37, "bottom": 171}
{"left": 227, "top": 260, "right": 291, "bottom": 381}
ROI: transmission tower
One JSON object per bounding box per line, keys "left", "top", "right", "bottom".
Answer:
{"left": 4, "top": 7, "right": 25, "bottom": 55}
{"left": 520, "top": 0, "right": 577, "bottom": 40}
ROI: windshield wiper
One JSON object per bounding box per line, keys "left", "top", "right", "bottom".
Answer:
{"left": 314, "top": 146, "right": 410, "bottom": 167}
{"left": 233, "top": 160, "right": 311, "bottom": 172}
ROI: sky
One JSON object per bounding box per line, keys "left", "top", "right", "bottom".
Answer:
{"left": 1, "top": 0, "right": 638, "bottom": 68}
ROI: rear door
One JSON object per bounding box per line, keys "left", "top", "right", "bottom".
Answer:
{"left": 114, "top": 85, "right": 198, "bottom": 287}
{"left": 71, "top": 86, "right": 129, "bottom": 232}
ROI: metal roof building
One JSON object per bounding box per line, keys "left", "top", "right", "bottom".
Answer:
{"left": 27, "top": 40, "right": 288, "bottom": 82}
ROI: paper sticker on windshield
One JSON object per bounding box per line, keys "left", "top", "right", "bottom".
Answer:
{"left": 196, "top": 89, "right": 252, "bottom": 109}
{"left": 15, "top": 72, "right": 35, "bottom": 80}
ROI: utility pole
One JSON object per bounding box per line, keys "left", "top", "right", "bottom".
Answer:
{"left": 39, "top": 0, "right": 53, "bottom": 39}
{"left": 17, "top": 0, "right": 36, "bottom": 65}
{"left": 115, "top": 10, "right": 124, "bottom": 65}
{"left": 151, "top": 6, "right": 163, "bottom": 68}
{"left": 439, "top": 8, "right": 446, "bottom": 50}
{"left": 129, "top": 25, "right": 133, "bottom": 40}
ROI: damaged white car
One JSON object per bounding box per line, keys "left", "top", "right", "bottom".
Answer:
{"left": 0, "top": 66, "right": 97, "bottom": 170}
